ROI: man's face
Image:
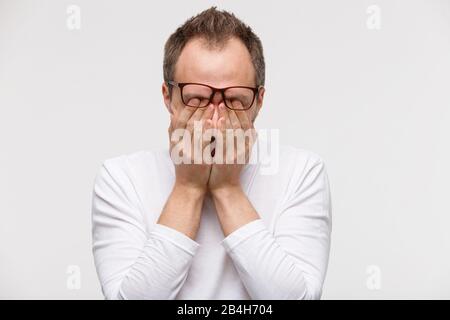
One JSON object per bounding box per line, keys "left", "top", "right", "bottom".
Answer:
{"left": 162, "top": 36, "right": 265, "bottom": 125}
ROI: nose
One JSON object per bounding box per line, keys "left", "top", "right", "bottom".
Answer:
{"left": 210, "top": 91, "right": 224, "bottom": 107}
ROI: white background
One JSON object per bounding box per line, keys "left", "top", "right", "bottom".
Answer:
{"left": 1, "top": 0, "right": 449, "bottom": 299}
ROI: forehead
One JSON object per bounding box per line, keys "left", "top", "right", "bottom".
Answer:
{"left": 174, "top": 36, "right": 255, "bottom": 87}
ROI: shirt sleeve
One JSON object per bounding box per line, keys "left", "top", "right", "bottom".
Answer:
{"left": 91, "top": 159, "right": 200, "bottom": 300}
{"left": 220, "top": 154, "right": 332, "bottom": 300}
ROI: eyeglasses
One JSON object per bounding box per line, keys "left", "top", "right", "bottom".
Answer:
{"left": 167, "top": 80, "right": 261, "bottom": 110}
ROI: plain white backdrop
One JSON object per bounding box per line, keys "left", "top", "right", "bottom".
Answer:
{"left": 1, "top": 0, "right": 449, "bottom": 299}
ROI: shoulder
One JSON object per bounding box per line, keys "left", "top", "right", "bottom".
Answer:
{"left": 276, "top": 146, "right": 331, "bottom": 214}
{"left": 252, "top": 142, "right": 329, "bottom": 192}
{"left": 267, "top": 144, "right": 327, "bottom": 179}
{"left": 275, "top": 145, "right": 329, "bottom": 193}
{"left": 279, "top": 145, "right": 325, "bottom": 167}
{"left": 96, "top": 147, "right": 171, "bottom": 185}
{"left": 102, "top": 147, "right": 168, "bottom": 172}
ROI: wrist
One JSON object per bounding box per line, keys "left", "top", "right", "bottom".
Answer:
{"left": 173, "top": 182, "right": 207, "bottom": 199}
{"left": 210, "top": 184, "right": 244, "bottom": 201}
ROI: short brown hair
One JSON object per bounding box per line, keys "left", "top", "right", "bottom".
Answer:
{"left": 163, "top": 7, "right": 265, "bottom": 93}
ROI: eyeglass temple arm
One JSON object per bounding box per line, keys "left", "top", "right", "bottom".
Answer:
{"left": 167, "top": 80, "right": 179, "bottom": 87}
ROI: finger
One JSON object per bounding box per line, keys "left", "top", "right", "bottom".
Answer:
{"left": 218, "top": 103, "right": 232, "bottom": 129}
{"left": 228, "top": 109, "right": 241, "bottom": 130}
{"left": 203, "top": 110, "right": 215, "bottom": 144}
{"left": 190, "top": 109, "right": 209, "bottom": 165}
{"left": 186, "top": 106, "right": 206, "bottom": 132}
{"left": 201, "top": 103, "right": 215, "bottom": 121}
{"left": 234, "top": 103, "right": 252, "bottom": 131}
{"left": 202, "top": 119, "right": 214, "bottom": 152}
{"left": 217, "top": 116, "right": 226, "bottom": 132}
{"left": 191, "top": 105, "right": 207, "bottom": 122}
{"left": 175, "top": 105, "right": 197, "bottom": 129}
{"left": 216, "top": 117, "right": 227, "bottom": 161}
{"left": 168, "top": 114, "right": 174, "bottom": 134}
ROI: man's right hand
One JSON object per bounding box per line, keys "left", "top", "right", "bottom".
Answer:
{"left": 168, "top": 103, "right": 215, "bottom": 193}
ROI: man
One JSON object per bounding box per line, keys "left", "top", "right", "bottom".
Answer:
{"left": 91, "top": 7, "right": 332, "bottom": 300}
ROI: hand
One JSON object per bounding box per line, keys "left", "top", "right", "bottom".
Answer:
{"left": 208, "top": 102, "right": 257, "bottom": 193}
{"left": 169, "top": 103, "right": 215, "bottom": 193}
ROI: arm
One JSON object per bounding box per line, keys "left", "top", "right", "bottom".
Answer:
{"left": 91, "top": 161, "right": 203, "bottom": 300}
{"left": 210, "top": 185, "right": 259, "bottom": 237}
{"left": 92, "top": 104, "right": 215, "bottom": 300}
{"left": 212, "top": 156, "right": 332, "bottom": 300}
{"left": 157, "top": 183, "right": 205, "bottom": 240}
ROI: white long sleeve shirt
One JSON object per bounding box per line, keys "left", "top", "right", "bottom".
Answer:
{"left": 91, "top": 143, "right": 332, "bottom": 300}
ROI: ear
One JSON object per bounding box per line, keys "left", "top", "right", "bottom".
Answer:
{"left": 162, "top": 82, "right": 173, "bottom": 114}
{"left": 254, "top": 86, "right": 265, "bottom": 118}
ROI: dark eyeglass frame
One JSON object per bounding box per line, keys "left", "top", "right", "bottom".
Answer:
{"left": 167, "top": 80, "right": 262, "bottom": 110}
